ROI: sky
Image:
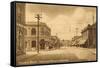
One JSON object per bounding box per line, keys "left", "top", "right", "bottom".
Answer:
{"left": 25, "top": 3, "right": 96, "bottom": 40}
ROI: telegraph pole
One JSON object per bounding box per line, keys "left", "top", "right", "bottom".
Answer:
{"left": 75, "top": 27, "right": 78, "bottom": 46}
{"left": 75, "top": 27, "right": 78, "bottom": 36}
{"left": 93, "top": 15, "right": 94, "bottom": 24}
{"left": 35, "top": 14, "right": 42, "bottom": 53}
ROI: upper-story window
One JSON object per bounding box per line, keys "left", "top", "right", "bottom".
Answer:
{"left": 31, "top": 28, "right": 36, "bottom": 35}
{"left": 17, "top": 6, "right": 21, "bottom": 14}
{"left": 40, "top": 27, "right": 44, "bottom": 35}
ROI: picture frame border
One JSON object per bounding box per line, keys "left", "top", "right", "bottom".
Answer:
{"left": 10, "top": 1, "right": 98, "bottom": 67}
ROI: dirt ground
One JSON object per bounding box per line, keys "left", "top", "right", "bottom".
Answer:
{"left": 16, "top": 47, "right": 96, "bottom": 65}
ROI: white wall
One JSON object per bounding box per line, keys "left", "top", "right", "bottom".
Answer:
{"left": 0, "top": 0, "right": 99, "bottom": 68}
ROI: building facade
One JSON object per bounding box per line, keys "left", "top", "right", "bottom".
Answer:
{"left": 71, "top": 23, "right": 96, "bottom": 48}
{"left": 16, "top": 3, "right": 52, "bottom": 55}
{"left": 16, "top": 3, "right": 26, "bottom": 56}
{"left": 81, "top": 23, "right": 96, "bottom": 48}
{"left": 61, "top": 40, "right": 71, "bottom": 47}
{"left": 24, "top": 22, "right": 51, "bottom": 52}
{"left": 50, "top": 36, "right": 61, "bottom": 49}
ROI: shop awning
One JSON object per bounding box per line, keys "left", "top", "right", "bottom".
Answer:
{"left": 78, "top": 39, "right": 87, "bottom": 45}
{"left": 71, "top": 41, "right": 75, "bottom": 45}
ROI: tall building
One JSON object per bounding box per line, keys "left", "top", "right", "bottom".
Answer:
{"left": 16, "top": 3, "right": 26, "bottom": 55}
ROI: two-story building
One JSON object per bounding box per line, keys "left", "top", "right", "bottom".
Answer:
{"left": 16, "top": 3, "right": 51, "bottom": 55}
{"left": 24, "top": 22, "right": 51, "bottom": 52}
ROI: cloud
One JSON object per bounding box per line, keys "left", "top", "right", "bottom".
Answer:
{"left": 25, "top": 3, "right": 96, "bottom": 40}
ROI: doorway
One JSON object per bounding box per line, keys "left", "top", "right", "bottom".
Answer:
{"left": 40, "top": 39, "right": 45, "bottom": 49}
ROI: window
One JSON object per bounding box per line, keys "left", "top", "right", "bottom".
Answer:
{"left": 31, "top": 28, "right": 36, "bottom": 35}
{"left": 17, "top": 6, "right": 21, "bottom": 14}
{"left": 32, "top": 41, "right": 36, "bottom": 47}
{"left": 41, "top": 27, "right": 44, "bottom": 35}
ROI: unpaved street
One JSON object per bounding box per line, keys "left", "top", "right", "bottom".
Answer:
{"left": 17, "top": 47, "right": 96, "bottom": 65}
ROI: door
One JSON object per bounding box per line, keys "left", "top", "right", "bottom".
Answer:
{"left": 40, "top": 39, "right": 45, "bottom": 49}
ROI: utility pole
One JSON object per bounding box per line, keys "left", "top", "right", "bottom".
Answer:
{"left": 18, "top": 29, "right": 21, "bottom": 50}
{"left": 75, "top": 27, "right": 78, "bottom": 36}
{"left": 75, "top": 27, "right": 78, "bottom": 45}
{"left": 93, "top": 15, "right": 94, "bottom": 24}
{"left": 35, "top": 14, "right": 42, "bottom": 54}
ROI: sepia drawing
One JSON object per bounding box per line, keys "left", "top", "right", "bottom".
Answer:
{"left": 16, "top": 3, "right": 97, "bottom": 65}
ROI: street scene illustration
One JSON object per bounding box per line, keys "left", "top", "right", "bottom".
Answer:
{"left": 16, "top": 3, "right": 97, "bottom": 65}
